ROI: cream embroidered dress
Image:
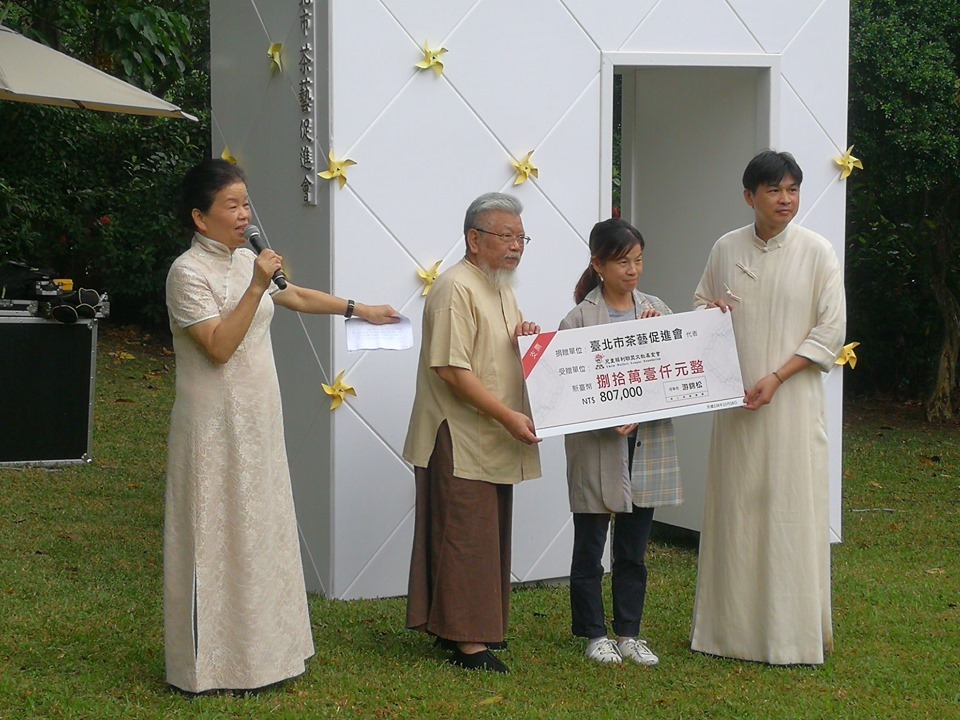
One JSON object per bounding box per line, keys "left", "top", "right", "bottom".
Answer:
{"left": 164, "top": 233, "right": 314, "bottom": 692}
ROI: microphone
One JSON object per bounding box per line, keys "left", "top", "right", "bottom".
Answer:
{"left": 243, "top": 225, "right": 287, "bottom": 290}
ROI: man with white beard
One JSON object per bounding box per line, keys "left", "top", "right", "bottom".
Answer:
{"left": 403, "top": 192, "right": 542, "bottom": 674}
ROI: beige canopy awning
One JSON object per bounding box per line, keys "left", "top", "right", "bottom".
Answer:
{"left": 0, "top": 25, "right": 196, "bottom": 120}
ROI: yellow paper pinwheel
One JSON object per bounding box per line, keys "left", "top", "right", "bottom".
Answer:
{"left": 415, "top": 41, "right": 448, "bottom": 76}
{"left": 221, "top": 147, "right": 238, "bottom": 164}
{"left": 835, "top": 342, "right": 860, "bottom": 369}
{"left": 268, "top": 43, "right": 283, "bottom": 72}
{"left": 513, "top": 151, "right": 538, "bottom": 186}
{"left": 417, "top": 261, "right": 443, "bottom": 296}
{"left": 318, "top": 150, "right": 357, "bottom": 189}
{"left": 322, "top": 370, "right": 356, "bottom": 410}
{"left": 835, "top": 146, "right": 863, "bottom": 180}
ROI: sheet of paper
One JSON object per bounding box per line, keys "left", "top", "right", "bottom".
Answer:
{"left": 345, "top": 315, "right": 413, "bottom": 352}
{"left": 518, "top": 308, "right": 744, "bottom": 437}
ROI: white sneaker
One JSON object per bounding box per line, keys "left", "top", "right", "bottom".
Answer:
{"left": 585, "top": 637, "right": 622, "bottom": 664}
{"left": 618, "top": 638, "right": 659, "bottom": 666}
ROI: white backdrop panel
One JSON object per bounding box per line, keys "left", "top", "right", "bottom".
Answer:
{"left": 211, "top": 0, "right": 850, "bottom": 598}
{"left": 334, "top": 322, "right": 422, "bottom": 468}
{"left": 445, "top": 0, "right": 600, "bottom": 154}
{"left": 779, "top": 82, "right": 849, "bottom": 227}
{"left": 332, "top": 408, "right": 415, "bottom": 597}
{"left": 517, "top": 514, "right": 575, "bottom": 582}
{"left": 560, "top": 0, "right": 659, "bottom": 51}
{"left": 727, "top": 0, "right": 823, "bottom": 53}
{"left": 342, "top": 78, "right": 507, "bottom": 264}
{"left": 511, "top": 436, "right": 571, "bottom": 580}
{"left": 329, "top": 0, "right": 419, "bottom": 151}
{"left": 380, "top": 0, "right": 481, "bottom": 46}
{"left": 501, "top": 187, "right": 591, "bottom": 333}
{"left": 532, "top": 75, "right": 605, "bottom": 239}
{"left": 780, "top": 0, "right": 850, "bottom": 148}
{"left": 338, "top": 512, "right": 415, "bottom": 600}
{"left": 623, "top": 0, "right": 763, "bottom": 53}
{"left": 800, "top": 175, "right": 848, "bottom": 264}
{"left": 330, "top": 190, "right": 421, "bottom": 320}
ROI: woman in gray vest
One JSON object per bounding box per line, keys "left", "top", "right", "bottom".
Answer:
{"left": 560, "top": 218, "right": 683, "bottom": 665}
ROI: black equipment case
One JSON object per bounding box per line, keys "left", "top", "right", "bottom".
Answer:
{"left": 0, "top": 316, "right": 98, "bottom": 465}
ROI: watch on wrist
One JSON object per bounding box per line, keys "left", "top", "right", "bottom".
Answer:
{"left": 344, "top": 298, "right": 355, "bottom": 319}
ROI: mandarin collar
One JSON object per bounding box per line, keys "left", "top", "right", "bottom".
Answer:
{"left": 193, "top": 232, "right": 233, "bottom": 256}
{"left": 752, "top": 223, "right": 793, "bottom": 252}
{"left": 462, "top": 257, "right": 497, "bottom": 288}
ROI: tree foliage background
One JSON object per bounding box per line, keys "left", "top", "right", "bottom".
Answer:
{"left": 0, "top": 0, "right": 210, "bottom": 326}
{"left": 847, "top": 0, "right": 960, "bottom": 418}
{"left": 0, "top": 0, "right": 958, "bottom": 417}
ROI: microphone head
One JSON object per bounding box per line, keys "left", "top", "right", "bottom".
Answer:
{"left": 243, "top": 225, "right": 264, "bottom": 253}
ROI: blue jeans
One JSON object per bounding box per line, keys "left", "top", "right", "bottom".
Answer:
{"left": 570, "top": 504, "right": 655, "bottom": 639}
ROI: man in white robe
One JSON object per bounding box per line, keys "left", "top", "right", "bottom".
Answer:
{"left": 690, "top": 150, "right": 846, "bottom": 664}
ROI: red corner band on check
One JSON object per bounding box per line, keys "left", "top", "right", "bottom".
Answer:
{"left": 521, "top": 331, "right": 557, "bottom": 379}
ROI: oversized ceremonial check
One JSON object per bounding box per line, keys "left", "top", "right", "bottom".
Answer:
{"left": 518, "top": 308, "right": 744, "bottom": 437}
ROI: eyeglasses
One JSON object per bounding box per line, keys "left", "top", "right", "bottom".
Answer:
{"left": 472, "top": 228, "right": 532, "bottom": 246}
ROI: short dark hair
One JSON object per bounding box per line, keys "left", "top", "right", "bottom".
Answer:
{"left": 742, "top": 150, "right": 803, "bottom": 193}
{"left": 177, "top": 159, "right": 246, "bottom": 233}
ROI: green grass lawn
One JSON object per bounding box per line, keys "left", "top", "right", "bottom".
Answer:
{"left": 1, "top": 327, "right": 957, "bottom": 719}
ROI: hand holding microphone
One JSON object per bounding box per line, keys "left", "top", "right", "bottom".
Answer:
{"left": 244, "top": 225, "right": 287, "bottom": 290}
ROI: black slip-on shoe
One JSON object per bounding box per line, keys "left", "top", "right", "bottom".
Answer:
{"left": 447, "top": 648, "right": 509, "bottom": 674}
{"left": 434, "top": 637, "right": 508, "bottom": 652}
